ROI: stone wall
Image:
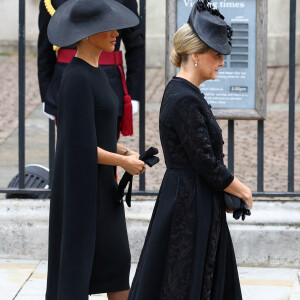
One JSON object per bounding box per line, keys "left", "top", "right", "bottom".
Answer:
{"left": 0, "top": 0, "right": 298, "bottom": 67}
{"left": 267, "top": 0, "right": 300, "bottom": 67}
{"left": 1, "top": 199, "right": 300, "bottom": 267}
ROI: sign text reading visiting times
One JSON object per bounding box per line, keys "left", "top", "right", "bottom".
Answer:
{"left": 177, "top": 0, "right": 256, "bottom": 109}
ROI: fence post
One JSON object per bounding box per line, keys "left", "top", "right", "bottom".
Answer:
{"left": 228, "top": 120, "right": 234, "bottom": 173}
{"left": 139, "top": 0, "right": 146, "bottom": 191}
{"left": 257, "top": 120, "right": 264, "bottom": 192}
{"left": 49, "top": 120, "right": 55, "bottom": 188}
{"left": 18, "top": 0, "right": 25, "bottom": 189}
{"left": 165, "top": 0, "right": 176, "bottom": 84}
{"left": 288, "top": 0, "right": 296, "bottom": 192}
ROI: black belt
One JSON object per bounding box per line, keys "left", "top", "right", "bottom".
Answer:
{"left": 118, "top": 147, "right": 160, "bottom": 207}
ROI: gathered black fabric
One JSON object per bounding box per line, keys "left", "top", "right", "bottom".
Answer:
{"left": 128, "top": 77, "right": 242, "bottom": 300}
{"left": 117, "top": 147, "right": 160, "bottom": 207}
{"left": 224, "top": 192, "right": 251, "bottom": 220}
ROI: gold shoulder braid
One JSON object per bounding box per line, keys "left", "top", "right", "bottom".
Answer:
{"left": 44, "top": 0, "right": 55, "bottom": 16}
{"left": 44, "top": 0, "right": 60, "bottom": 51}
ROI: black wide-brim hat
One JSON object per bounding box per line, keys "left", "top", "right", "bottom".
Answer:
{"left": 188, "top": 0, "right": 232, "bottom": 55}
{"left": 48, "top": 0, "right": 139, "bottom": 47}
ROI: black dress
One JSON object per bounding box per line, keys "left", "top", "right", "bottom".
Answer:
{"left": 129, "top": 77, "right": 242, "bottom": 300}
{"left": 46, "top": 58, "right": 131, "bottom": 300}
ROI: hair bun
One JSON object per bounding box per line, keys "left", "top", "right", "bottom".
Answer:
{"left": 170, "top": 48, "right": 181, "bottom": 68}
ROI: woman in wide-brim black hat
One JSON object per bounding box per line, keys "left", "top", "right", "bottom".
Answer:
{"left": 129, "top": 1, "right": 252, "bottom": 299}
{"left": 46, "top": 1, "right": 146, "bottom": 299}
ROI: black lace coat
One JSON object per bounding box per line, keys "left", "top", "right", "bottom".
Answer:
{"left": 129, "top": 77, "right": 242, "bottom": 300}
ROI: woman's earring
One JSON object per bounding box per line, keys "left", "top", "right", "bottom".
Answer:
{"left": 195, "top": 62, "right": 198, "bottom": 68}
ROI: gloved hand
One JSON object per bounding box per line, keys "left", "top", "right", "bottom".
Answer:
{"left": 233, "top": 204, "right": 251, "bottom": 221}
{"left": 132, "top": 100, "right": 139, "bottom": 115}
{"left": 118, "top": 147, "right": 160, "bottom": 207}
{"left": 224, "top": 192, "right": 251, "bottom": 221}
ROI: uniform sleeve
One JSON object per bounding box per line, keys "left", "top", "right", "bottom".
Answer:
{"left": 121, "top": 0, "right": 145, "bottom": 101}
{"left": 171, "top": 97, "right": 234, "bottom": 191}
{"left": 37, "top": 0, "right": 57, "bottom": 102}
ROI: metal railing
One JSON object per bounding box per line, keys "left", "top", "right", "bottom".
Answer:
{"left": 0, "top": 0, "right": 298, "bottom": 199}
{"left": 228, "top": 0, "right": 298, "bottom": 198}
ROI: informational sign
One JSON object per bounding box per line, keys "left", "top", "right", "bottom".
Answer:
{"left": 178, "top": 0, "right": 256, "bottom": 109}
{"left": 166, "top": 0, "right": 267, "bottom": 119}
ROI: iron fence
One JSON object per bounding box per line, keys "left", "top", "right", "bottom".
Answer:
{"left": 0, "top": 0, "right": 298, "bottom": 198}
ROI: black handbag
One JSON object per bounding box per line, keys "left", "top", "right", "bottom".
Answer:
{"left": 224, "top": 192, "right": 251, "bottom": 221}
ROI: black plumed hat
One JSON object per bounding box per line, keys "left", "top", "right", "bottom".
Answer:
{"left": 47, "top": 0, "right": 139, "bottom": 47}
{"left": 187, "top": 0, "right": 233, "bottom": 55}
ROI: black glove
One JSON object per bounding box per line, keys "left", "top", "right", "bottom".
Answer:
{"left": 224, "top": 192, "right": 251, "bottom": 221}
{"left": 117, "top": 147, "right": 160, "bottom": 207}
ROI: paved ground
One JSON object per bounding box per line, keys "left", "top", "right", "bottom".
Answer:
{"left": 0, "top": 259, "right": 299, "bottom": 300}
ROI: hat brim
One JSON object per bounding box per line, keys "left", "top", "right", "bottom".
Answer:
{"left": 48, "top": 0, "right": 139, "bottom": 47}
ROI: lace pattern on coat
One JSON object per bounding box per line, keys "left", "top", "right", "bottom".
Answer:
{"left": 158, "top": 175, "right": 196, "bottom": 300}
{"left": 201, "top": 192, "right": 222, "bottom": 299}
{"left": 170, "top": 98, "right": 233, "bottom": 191}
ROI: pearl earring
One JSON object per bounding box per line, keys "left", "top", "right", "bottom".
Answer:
{"left": 195, "top": 62, "right": 198, "bottom": 68}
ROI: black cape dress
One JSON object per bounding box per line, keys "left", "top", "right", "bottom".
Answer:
{"left": 129, "top": 77, "right": 242, "bottom": 300}
{"left": 46, "top": 57, "right": 131, "bottom": 300}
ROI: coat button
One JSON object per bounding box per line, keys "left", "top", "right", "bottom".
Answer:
{"left": 222, "top": 154, "right": 225, "bottom": 158}
{"left": 208, "top": 104, "right": 212, "bottom": 108}
{"left": 222, "top": 141, "right": 225, "bottom": 144}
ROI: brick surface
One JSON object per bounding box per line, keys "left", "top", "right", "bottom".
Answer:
{"left": 0, "top": 54, "right": 300, "bottom": 193}
{"left": 0, "top": 55, "right": 40, "bottom": 144}
{"left": 296, "top": 66, "right": 300, "bottom": 103}
{"left": 267, "top": 67, "right": 285, "bottom": 103}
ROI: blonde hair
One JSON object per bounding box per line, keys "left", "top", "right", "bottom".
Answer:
{"left": 170, "top": 24, "right": 210, "bottom": 68}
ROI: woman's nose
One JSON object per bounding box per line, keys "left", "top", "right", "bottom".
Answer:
{"left": 114, "top": 30, "right": 119, "bottom": 37}
{"left": 219, "top": 55, "right": 225, "bottom": 67}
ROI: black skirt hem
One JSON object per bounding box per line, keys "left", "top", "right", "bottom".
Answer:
{"left": 89, "top": 278, "right": 130, "bottom": 295}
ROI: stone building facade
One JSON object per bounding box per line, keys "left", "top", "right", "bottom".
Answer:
{"left": 0, "top": 0, "right": 299, "bottom": 67}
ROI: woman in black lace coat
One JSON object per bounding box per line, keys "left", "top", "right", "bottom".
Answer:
{"left": 128, "top": 1, "right": 252, "bottom": 299}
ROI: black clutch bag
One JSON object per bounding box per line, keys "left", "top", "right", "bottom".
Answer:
{"left": 224, "top": 192, "right": 251, "bottom": 221}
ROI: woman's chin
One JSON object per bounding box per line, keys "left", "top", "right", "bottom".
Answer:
{"left": 211, "top": 74, "right": 218, "bottom": 80}
{"left": 108, "top": 45, "right": 116, "bottom": 52}
{"left": 99, "top": 46, "right": 115, "bottom": 52}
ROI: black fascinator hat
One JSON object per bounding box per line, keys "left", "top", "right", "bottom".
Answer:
{"left": 188, "top": 0, "right": 233, "bottom": 55}
{"left": 48, "top": 0, "right": 139, "bottom": 47}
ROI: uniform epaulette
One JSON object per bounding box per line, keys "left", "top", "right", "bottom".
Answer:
{"left": 44, "top": 0, "right": 55, "bottom": 16}
{"left": 44, "top": 0, "right": 60, "bottom": 51}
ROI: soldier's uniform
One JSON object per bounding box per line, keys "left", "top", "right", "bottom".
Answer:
{"left": 38, "top": 0, "right": 145, "bottom": 136}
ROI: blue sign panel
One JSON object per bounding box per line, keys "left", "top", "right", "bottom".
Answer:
{"left": 177, "top": 0, "right": 256, "bottom": 109}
